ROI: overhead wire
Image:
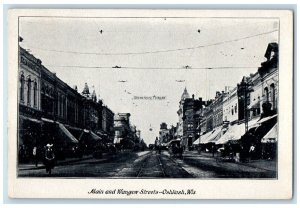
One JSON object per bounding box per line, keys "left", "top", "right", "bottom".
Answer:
{"left": 26, "top": 29, "right": 278, "bottom": 56}
{"left": 46, "top": 65, "right": 259, "bottom": 70}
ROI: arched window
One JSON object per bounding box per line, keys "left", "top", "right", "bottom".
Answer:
{"left": 27, "top": 77, "right": 31, "bottom": 106}
{"left": 270, "top": 84, "right": 276, "bottom": 109}
{"left": 57, "top": 94, "right": 60, "bottom": 115}
{"left": 235, "top": 104, "right": 237, "bottom": 113}
{"left": 20, "top": 73, "right": 25, "bottom": 102}
{"left": 33, "top": 81, "right": 37, "bottom": 107}
{"left": 264, "top": 87, "right": 269, "bottom": 102}
{"left": 60, "top": 96, "right": 64, "bottom": 117}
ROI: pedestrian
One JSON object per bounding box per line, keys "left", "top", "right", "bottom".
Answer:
{"left": 44, "top": 143, "right": 55, "bottom": 175}
{"left": 249, "top": 143, "right": 256, "bottom": 160}
{"left": 33, "top": 146, "right": 38, "bottom": 167}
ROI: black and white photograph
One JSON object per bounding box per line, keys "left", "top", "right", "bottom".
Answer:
{"left": 7, "top": 9, "right": 293, "bottom": 199}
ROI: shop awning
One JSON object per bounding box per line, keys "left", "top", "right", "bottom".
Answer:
{"left": 192, "top": 132, "right": 205, "bottom": 145}
{"left": 257, "top": 114, "right": 277, "bottom": 124}
{"left": 58, "top": 123, "right": 79, "bottom": 144}
{"left": 79, "top": 130, "right": 102, "bottom": 144}
{"left": 194, "top": 131, "right": 211, "bottom": 144}
{"left": 96, "top": 130, "right": 107, "bottom": 136}
{"left": 203, "top": 126, "right": 223, "bottom": 144}
{"left": 194, "top": 127, "right": 223, "bottom": 144}
{"left": 261, "top": 123, "right": 278, "bottom": 143}
{"left": 64, "top": 124, "right": 82, "bottom": 131}
{"left": 20, "top": 115, "right": 42, "bottom": 124}
{"left": 89, "top": 131, "right": 102, "bottom": 141}
{"left": 41, "top": 117, "right": 55, "bottom": 123}
{"left": 216, "top": 124, "right": 245, "bottom": 144}
{"left": 248, "top": 117, "right": 261, "bottom": 129}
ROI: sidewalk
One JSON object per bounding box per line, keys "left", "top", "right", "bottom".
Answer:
{"left": 183, "top": 150, "right": 276, "bottom": 172}
{"left": 18, "top": 150, "right": 149, "bottom": 171}
{"left": 18, "top": 155, "right": 93, "bottom": 171}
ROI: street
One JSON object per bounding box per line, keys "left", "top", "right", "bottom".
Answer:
{"left": 18, "top": 150, "right": 276, "bottom": 178}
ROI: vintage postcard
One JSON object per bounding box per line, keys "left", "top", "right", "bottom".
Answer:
{"left": 7, "top": 9, "right": 293, "bottom": 199}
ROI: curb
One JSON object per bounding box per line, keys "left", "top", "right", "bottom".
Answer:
{"left": 183, "top": 152, "right": 276, "bottom": 172}
{"left": 19, "top": 156, "right": 93, "bottom": 171}
{"left": 235, "top": 161, "right": 276, "bottom": 172}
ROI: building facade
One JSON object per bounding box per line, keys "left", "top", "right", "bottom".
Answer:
{"left": 18, "top": 47, "right": 43, "bottom": 150}
{"left": 211, "top": 91, "right": 225, "bottom": 128}
{"left": 258, "top": 42, "right": 278, "bottom": 117}
{"left": 101, "top": 105, "right": 115, "bottom": 142}
{"left": 176, "top": 87, "right": 190, "bottom": 139}
{"left": 81, "top": 83, "right": 103, "bottom": 132}
{"left": 223, "top": 87, "right": 239, "bottom": 124}
{"left": 182, "top": 95, "right": 203, "bottom": 149}
{"left": 19, "top": 46, "right": 118, "bottom": 161}
{"left": 248, "top": 72, "right": 262, "bottom": 120}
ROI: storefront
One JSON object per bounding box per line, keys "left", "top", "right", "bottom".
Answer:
{"left": 40, "top": 118, "right": 79, "bottom": 159}
{"left": 261, "top": 123, "right": 277, "bottom": 160}
{"left": 78, "top": 129, "right": 102, "bottom": 154}
{"left": 18, "top": 115, "right": 42, "bottom": 163}
{"left": 18, "top": 102, "right": 43, "bottom": 163}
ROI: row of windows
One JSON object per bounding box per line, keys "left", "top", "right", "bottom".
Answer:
{"left": 20, "top": 73, "right": 38, "bottom": 108}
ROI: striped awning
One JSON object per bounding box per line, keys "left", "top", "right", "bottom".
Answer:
{"left": 58, "top": 123, "right": 79, "bottom": 144}
{"left": 261, "top": 123, "right": 278, "bottom": 143}
{"left": 257, "top": 114, "right": 277, "bottom": 124}
{"left": 216, "top": 124, "right": 245, "bottom": 144}
{"left": 20, "top": 115, "right": 42, "bottom": 124}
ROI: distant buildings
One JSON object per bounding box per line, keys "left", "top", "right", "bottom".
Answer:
{"left": 159, "top": 122, "right": 169, "bottom": 144}
{"left": 113, "top": 113, "right": 141, "bottom": 147}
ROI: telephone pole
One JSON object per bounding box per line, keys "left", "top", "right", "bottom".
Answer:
{"left": 237, "top": 77, "right": 253, "bottom": 133}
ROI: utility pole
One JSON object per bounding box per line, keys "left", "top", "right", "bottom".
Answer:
{"left": 198, "top": 129, "right": 201, "bottom": 154}
{"left": 238, "top": 77, "right": 253, "bottom": 133}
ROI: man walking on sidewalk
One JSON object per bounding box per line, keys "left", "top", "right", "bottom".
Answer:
{"left": 249, "top": 143, "right": 256, "bottom": 160}
{"left": 32, "top": 146, "right": 38, "bottom": 167}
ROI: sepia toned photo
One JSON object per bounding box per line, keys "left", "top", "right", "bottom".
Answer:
{"left": 7, "top": 9, "right": 293, "bottom": 199}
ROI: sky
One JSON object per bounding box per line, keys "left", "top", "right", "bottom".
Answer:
{"left": 19, "top": 17, "right": 279, "bottom": 145}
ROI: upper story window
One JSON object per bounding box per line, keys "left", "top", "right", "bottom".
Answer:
{"left": 264, "top": 87, "right": 269, "bottom": 102}
{"left": 20, "top": 73, "right": 25, "bottom": 102}
{"left": 27, "top": 77, "right": 31, "bottom": 106}
{"left": 33, "top": 81, "right": 37, "bottom": 107}
{"left": 270, "top": 83, "right": 276, "bottom": 109}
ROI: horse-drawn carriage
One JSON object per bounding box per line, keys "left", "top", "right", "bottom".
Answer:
{"left": 167, "top": 139, "right": 184, "bottom": 159}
